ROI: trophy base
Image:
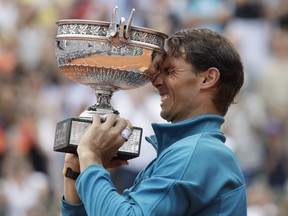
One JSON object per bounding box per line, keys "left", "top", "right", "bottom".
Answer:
{"left": 54, "top": 118, "right": 142, "bottom": 160}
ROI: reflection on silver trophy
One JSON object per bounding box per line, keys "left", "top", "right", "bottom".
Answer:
{"left": 53, "top": 7, "right": 168, "bottom": 160}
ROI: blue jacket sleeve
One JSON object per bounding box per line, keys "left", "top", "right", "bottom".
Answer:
{"left": 75, "top": 164, "right": 143, "bottom": 215}
{"left": 61, "top": 196, "right": 88, "bottom": 216}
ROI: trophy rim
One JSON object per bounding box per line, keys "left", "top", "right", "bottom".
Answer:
{"left": 55, "top": 35, "right": 166, "bottom": 53}
{"left": 55, "top": 19, "right": 168, "bottom": 53}
{"left": 56, "top": 19, "right": 169, "bottom": 39}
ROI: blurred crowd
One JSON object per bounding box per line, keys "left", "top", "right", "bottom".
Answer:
{"left": 0, "top": 0, "right": 288, "bottom": 215}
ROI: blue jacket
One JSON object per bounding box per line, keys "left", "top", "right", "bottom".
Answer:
{"left": 62, "top": 114, "right": 247, "bottom": 215}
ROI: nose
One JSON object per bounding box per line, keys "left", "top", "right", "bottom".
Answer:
{"left": 151, "top": 70, "right": 163, "bottom": 88}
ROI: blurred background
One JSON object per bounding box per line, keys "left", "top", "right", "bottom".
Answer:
{"left": 0, "top": 0, "right": 288, "bottom": 215}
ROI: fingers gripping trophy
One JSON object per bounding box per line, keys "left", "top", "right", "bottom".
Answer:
{"left": 53, "top": 7, "right": 168, "bottom": 160}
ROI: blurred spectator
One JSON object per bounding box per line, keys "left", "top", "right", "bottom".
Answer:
{"left": 0, "top": 151, "right": 49, "bottom": 216}
{"left": 266, "top": 0, "right": 288, "bottom": 29}
{"left": 68, "top": 0, "right": 110, "bottom": 20}
{"left": 0, "top": 39, "right": 18, "bottom": 74}
{"left": 257, "top": 28, "right": 288, "bottom": 130}
{"left": 0, "top": 0, "right": 19, "bottom": 37}
{"left": 225, "top": 0, "right": 272, "bottom": 89}
{"left": 0, "top": 125, "right": 5, "bottom": 157}
{"left": 138, "top": 0, "right": 183, "bottom": 35}
{"left": 223, "top": 92, "right": 267, "bottom": 186}
{"left": 233, "top": 0, "right": 266, "bottom": 19}
{"left": 179, "top": 0, "right": 234, "bottom": 32}
{"left": 278, "top": 195, "right": 288, "bottom": 216}
{"left": 256, "top": 28, "right": 288, "bottom": 192}
{"left": 16, "top": 7, "right": 47, "bottom": 71}
{"left": 247, "top": 182, "right": 279, "bottom": 216}
{"left": 264, "top": 121, "right": 288, "bottom": 192}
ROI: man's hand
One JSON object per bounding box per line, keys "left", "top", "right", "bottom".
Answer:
{"left": 77, "top": 114, "right": 132, "bottom": 172}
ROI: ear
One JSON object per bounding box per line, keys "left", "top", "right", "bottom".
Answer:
{"left": 200, "top": 67, "right": 220, "bottom": 89}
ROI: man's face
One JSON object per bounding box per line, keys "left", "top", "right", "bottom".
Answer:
{"left": 151, "top": 54, "right": 204, "bottom": 123}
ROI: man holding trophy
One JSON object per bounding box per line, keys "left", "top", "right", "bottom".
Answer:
{"left": 57, "top": 7, "right": 247, "bottom": 216}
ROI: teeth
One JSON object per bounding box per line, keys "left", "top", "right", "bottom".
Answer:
{"left": 161, "top": 94, "right": 169, "bottom": 102}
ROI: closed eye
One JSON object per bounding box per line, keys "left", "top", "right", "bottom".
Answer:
{"left": 162, "top": 67, "right": 175, "bottom": 75}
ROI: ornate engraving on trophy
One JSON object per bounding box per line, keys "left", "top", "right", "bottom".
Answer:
{"left": 53, "top": 6, "right": 168, "bottom": 159}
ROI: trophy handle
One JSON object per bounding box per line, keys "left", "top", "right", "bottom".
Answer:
{"left": 106, "top": 6, "right": 135, "bottom": 48}
{"left": 107, "top": 6, "right": 118, "bottom": 37}
{"left": 125, "top": 8, "right": 135, "bottom": 39}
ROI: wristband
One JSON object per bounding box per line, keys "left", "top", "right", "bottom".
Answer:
{"left": 64, "top": 167, "right": 80, "bottom": 180}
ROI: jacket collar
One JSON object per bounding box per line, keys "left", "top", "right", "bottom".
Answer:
{"left": 145, "top": 114, "right": 225, "bottom": 155}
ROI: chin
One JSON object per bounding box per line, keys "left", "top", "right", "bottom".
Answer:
{"left": 160, "top": 112, "right": 171, "bottom": 122}
{"left": 160, "top": 111, "right": 167, "bottom": 120}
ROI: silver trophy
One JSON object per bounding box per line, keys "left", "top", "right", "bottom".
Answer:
{"left": 53, "top": 7, "right": 168, "bottom": 160}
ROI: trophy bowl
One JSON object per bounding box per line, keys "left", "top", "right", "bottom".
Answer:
{"left": 54, "top": 7, "right": 168, "bottom": 160}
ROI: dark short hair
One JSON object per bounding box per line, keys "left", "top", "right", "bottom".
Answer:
{"left": 165, "top": 28, "right": 244, "bottom": 115}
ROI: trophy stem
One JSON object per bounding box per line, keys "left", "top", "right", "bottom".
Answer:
{"left": 79, "top": 89, "right": 119, "bottom": 119}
